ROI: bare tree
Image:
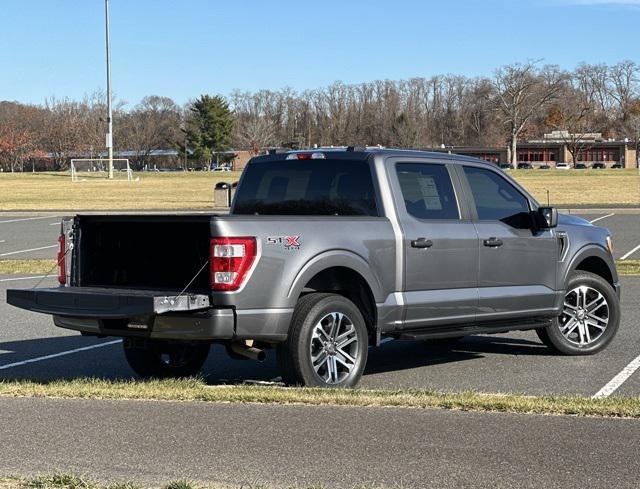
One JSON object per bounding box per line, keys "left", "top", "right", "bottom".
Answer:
{"left": 119, "top": 96, "right": 181, "bottom": 170}
{"left": 493, "top": 62, "right": 565, "bottom": 167}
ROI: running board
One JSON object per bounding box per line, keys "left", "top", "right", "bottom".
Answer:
{"left": 395, "top": 318, "right": 553, "bottom": 341}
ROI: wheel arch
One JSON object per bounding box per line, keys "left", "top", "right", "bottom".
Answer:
{"left": 287, "top": 251, "right": 384, "bottom": 336}
{"left": 567, "top": 245, "right": 617, "bottom": 287}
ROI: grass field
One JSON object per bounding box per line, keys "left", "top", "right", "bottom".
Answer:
{"left": 0, "top": 172, "right": 242, "bottom": 211}
{"left": 0, "top": 169, "right": 637, "bottom": 210}
{"left": 508, "top": 168, "right": 639, "bottom": 206}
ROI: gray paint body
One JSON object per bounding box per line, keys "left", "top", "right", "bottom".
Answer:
{"left": 8, "top": 149, "right": 620, "bottom": 344}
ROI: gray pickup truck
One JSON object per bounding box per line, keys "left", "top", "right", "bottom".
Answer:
{"left": 7, "top": 148, "right": 621, "bottom": 387}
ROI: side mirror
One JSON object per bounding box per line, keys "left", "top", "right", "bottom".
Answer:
{"left": 537, "top": 207, "right": 558, "bottom": 229}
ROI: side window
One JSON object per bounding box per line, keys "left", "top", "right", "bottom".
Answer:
{"left": 463, "top": 166, "right": 530, "bottom": 224}
{"left": 396, "top": 163, "right": 459, "bottom": 220}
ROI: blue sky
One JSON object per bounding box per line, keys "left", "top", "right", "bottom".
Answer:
{"left": 1, "top": 0, "right": 638, "bottom": 108}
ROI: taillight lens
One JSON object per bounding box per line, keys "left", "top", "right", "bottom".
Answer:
{"left": 210, "top": 237, "right": 256, "bottom": 291}
{"left": 57, "top": 234, "right": 66, "bottom": 285}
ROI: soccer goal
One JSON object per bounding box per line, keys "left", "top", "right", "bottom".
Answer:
{"left": 70, "top": 158, "right": 136, "bottom": 182}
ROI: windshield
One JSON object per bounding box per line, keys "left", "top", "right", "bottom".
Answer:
{"left": 232, "top": 159, "right": 378, "bottom": 216}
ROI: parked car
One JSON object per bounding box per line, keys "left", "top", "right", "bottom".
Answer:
{"left": 591, "top": 162, "right": 606, "bottom": 169}
{"left": 7, "top": 148, "right": 621, "bottom": 387}
{"left": 574, "top": 163, "right": 588, "bottom": 169}
{"left": 499, "top": 163, "right": 512, "bottom": 170}
{"left": 517, "top": 162, "right": 533, "bottom": 169}
{"left": 539, "top": 164, "right": 551, "bottom": 170}
{"left": 611, "top": 163, "right": 624, "bottom": 169}
{"left": 555, "top": 163, "right": 570, "bottom": 170}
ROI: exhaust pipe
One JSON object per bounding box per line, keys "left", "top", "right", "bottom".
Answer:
{"left": 230, "top": 342, "right": 266, "bottom": 362}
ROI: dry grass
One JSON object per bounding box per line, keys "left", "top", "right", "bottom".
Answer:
{"left": 0, "top": 169, "right": 637, "bottom": 210}
{"left": 0, "top": 378, "right": 639, "bottom": 418}
{"left": 509, "top": 168, "right": 640, "bottom": 206}
{"left": 0, "top": 474, "right": 359, "bottom": 489}
{"left": 0, "top": 172, "right": 242, "bottom": 211}
{"left": 0, "top": 259, "right": 57, "bottom": 275}
{"left": 617, "top": 260, "right": 640, "bottom": 275}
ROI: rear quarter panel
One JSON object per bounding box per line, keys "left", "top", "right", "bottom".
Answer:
{"left": 209, "top": 216, "right": 396, "bottom": 310}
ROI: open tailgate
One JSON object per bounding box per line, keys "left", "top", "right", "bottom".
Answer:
{"left": 6, "top": 287, "right": 211, "bottom": 318}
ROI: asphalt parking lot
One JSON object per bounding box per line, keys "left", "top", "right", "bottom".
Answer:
{"left": 1, "top": 211, "right": 639, "bottom": 397}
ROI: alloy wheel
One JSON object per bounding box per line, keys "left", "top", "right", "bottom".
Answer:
{"left": 559, "top": 285, "right": 609, "bottom": 346}
{"left": 310, "top": 312, "right": 359, "bottom": 384}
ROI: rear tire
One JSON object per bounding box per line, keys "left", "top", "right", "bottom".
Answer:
{"left": 277, "top": 293, "right": 368, "bottom": 387}
{"left": 123, "top": 339, "right": 210, "bottom": 378}
{"left": 536, "top": 271, "right": 619, "bottom": 355}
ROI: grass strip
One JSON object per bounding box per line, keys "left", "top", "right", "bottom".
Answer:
{"left": 0, "top": 259, "right": 56, "bottom": 275}
{"left": 617, "top": 259, "right": 640, "bottom": 275}
{"left": 0, "top": 473, "right": 370, "bottom": 489}
{"left": 1, "top": 259, "right": 639, "bottom": 276}
{"left": 0, "top": 378, "right": 639, "bottom": 418}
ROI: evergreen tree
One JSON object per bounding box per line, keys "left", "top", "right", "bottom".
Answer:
{"left": 181, "top": 95, "right": 234, "bottom": 166}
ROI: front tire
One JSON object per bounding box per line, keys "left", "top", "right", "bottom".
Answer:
{"left": 536, "top": 271, "right": 620, "bottom": 355}
{"left": 277, "top": 293, "right": 369, "bottom": 387}
{"left": 123, "top": 339, "right": 210, "bottom": 378}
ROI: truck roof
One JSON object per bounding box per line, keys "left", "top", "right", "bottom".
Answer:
{"left": 252, "top": 147, "right": 496, "bottom": 168}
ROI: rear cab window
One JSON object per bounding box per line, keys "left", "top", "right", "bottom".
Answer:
{"left": 232, "top": 157, "right": 379, "bottom": 216}
{"left": 395, "top": 163, "right": 459, "bottom": 220}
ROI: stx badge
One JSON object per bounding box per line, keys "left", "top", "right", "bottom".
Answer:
{"left": 266, "top": 235, "right": 301, "bottom": 250}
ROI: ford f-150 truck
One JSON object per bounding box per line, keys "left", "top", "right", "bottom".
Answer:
{"left": 7, "top": 148, "right": 621, "bottom": 387}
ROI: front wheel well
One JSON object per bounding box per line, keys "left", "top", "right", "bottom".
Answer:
{"left": 574, "top": 256, "right": 614, "bottom": 286}
{"left": 300, "top": 267, "right": 377, "bottom": 338}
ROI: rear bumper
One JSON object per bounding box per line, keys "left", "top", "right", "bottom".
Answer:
{"left": 52, "top": 308, "right": 291, "bottom": 342}
{"left": 53, "top": 309, "right": 237, "bottom": 341}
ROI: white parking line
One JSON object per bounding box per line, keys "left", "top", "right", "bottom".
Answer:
{"left": 0, "top": 216, "right": 59, "bottom": 224}
{"left": 593, "top": 353, "right": 640, "bottom": 398}
{"left": 0, "top": 275, "right": 51, "bottom": 283}
{"left": 620, "top": 244, "right": 640, "bottom": 261}
{"left": 49, "top": 222, "right": 61, "bottom": 226}
{"left": 0, "top": 340, "right": 122, "bottom": 371}
{"left": 0, "top": 240, "right": 5, "bottom": 243}
{"left": 0, "top": 245, "right": 57, "bottom": 257}
{"left": 589, "top": 213, "right": 615, "bottom": 224}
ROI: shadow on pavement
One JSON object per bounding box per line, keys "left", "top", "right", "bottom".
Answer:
{"left": 0, "top": 332, "right": 552, "bottom": 386}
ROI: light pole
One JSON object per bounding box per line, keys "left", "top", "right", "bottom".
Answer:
{"left": 105, "top": 0, "right": 114, "bottom": 179}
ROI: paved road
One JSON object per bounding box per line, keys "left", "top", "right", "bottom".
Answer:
{"left": 1, "top": 275, "right": 639, "bottom": 397}
{"left": 1, "top": 397, "right": 639, "bottom": 488}
{"left": 1, "top": 211, "right": 639, "bottom": 260}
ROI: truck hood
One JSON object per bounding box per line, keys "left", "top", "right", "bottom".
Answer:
{"left": 558, "top": 213, "right": 592, "bottom": 227}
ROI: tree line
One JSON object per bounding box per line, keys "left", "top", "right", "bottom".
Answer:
{"left": 1, "top": 60, "right": 639, "bottom": 171}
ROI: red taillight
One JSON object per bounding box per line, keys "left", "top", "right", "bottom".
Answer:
{"left": 57, "top": 234, "right": 66, "bottom": 285}
{"left": 210, "top": 237, "right": 256, "bottom": 291}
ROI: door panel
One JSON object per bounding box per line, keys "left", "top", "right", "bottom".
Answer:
{"left": 389, "top": 161, "right": 479, "bottom": 328}
{"left": 474, "top": 221, "right": 558, "bottom": 317}
{"left": 460, "top": 165, "right": 559, "bottom": 319}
